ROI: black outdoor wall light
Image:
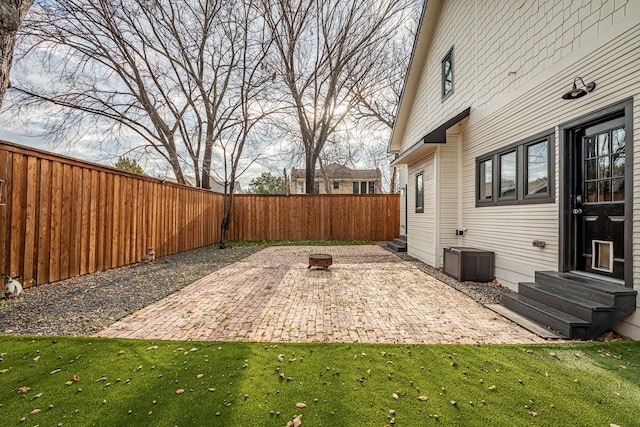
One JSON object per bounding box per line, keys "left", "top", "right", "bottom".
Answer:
{"left": 561, "top": 77, "right": 596, "bottom": 100}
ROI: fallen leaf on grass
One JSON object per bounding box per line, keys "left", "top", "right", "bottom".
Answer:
{"left": 33, "top": 356, "right": 40, "bottom": 362}
{"left": 197, "top": 374, "right": 204, "bottom": 379}
{"left": 176, "top": 389, "right": 185, "bottom": 394}
{"left": 50, "top": 369, "right": 60, "bottom": 374}
{"left": 0, "top": 369, "right": 9, "bottom": 374}
{"left": 488, "top": 385, "right": 496, "bottom": 390}
{"left": 528, "top": 411, "right": 538, "bottom": 416}
{"left": 73, "top": 375, "right": 81, "bottom": 382}
{"left": 147, "top": 346, "right": 158, "bottom": 350}
{"left": 30, "top": 409, "right": 41, "bottom": 415}
{"left": 31, "top": 393, "right": 42, "bottom": 400}
{"left": 296, "top": 402, "right": 307, "bottom": 408}
{"left": 17, "top": 386, "right": 31, "bottom": 393}
{"left": 278, "top": 354, "right": 286, "bottom": 362}
{"left": 392, "top": 393, "right": 399, "bottom": 400}
{"left": 418, "top": 396, "right": 428, "bottom": 401}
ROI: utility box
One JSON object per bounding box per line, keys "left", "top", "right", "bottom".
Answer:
{"left": 443, "top": 247, "right": 494, "bottom": 282}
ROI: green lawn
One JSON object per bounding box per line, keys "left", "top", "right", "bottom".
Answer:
{"left": 0, "top": 336, "right": 638, "bottom": 426}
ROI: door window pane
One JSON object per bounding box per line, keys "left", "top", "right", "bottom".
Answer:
{"left": 612, "top": 178, "right": 624, "bottom": 201}
{"left": 586, "top": 181, "right": 597, "bottom": 202}
{"left": 612, "top": 128, "right": 625, "bottom": 153}
{"left": 597, "top": 133, "right": 609, "bottom": 155}
{"left": 598, "top": 180, "right": 611, "bottom": 202}
{"left": 499, "top": 151, "right": 516, "bottom": 199}
{"left": 585, "top": 159, "right": 597, "bottom": 180}
{"left": 585, "top": 137, "right": 596, "bottom": 158}
{"left": 526, "top": 140, "right": 548, "bottom": 195}
{"left": 361, "top": 182, "right": 367, "bottom": 194}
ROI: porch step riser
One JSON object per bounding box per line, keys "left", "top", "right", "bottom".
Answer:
{"left": 535, "top": 273, "right": 616, "bottom": 305}
{"left": 387, "top": 236, "right": 407, "bottom": 253}
{"left": 499, "top": 271, "right": 637, "bottom": 340}
{"left": 518, "top": 283, "right": 610, "bottom": 321}
{"left": 502, "top": 294, "right": 590, "bottom": 339}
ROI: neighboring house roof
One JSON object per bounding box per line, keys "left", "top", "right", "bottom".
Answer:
{"left": 291, "top": 164, "right": 382, "bottom": 180}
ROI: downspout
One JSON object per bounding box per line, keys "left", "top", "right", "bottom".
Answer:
{"left": 457, "top": 131, "right": 464, "bottom": 246}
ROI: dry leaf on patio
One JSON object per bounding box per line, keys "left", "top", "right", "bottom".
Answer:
{"left": 176, "top": 389, "right": 185, "bottom": 394}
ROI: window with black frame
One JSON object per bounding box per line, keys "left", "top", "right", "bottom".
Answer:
{"left": 476, "top": 131, "right": 554, "bottom": 206}
{"left": 415, "top": 172, "right": 424, "bottom": 213}
{"left": 442, "top": 48, "right": 453, "bottom": 99}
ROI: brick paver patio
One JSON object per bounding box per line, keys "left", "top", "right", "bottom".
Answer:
{"left": 97, "top": 245, "right": 544, "bottom": 344}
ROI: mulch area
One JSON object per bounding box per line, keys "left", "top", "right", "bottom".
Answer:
{"left": 0, "top": 245, "right": 260, "bottom": 336}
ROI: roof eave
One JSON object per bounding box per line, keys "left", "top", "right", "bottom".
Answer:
{"left": 388, "top": 0, "right": 444, "bottom": 154}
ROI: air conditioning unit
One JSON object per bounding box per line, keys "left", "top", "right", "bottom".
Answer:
{"left": 443, "top": 247, "right": 494, "bottom": 282}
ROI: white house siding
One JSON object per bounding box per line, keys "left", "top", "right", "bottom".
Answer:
{"left": 394, "top": 0, "right": 640, "bottom": 338}
{"left": 407, "top": 155, "right": 436, "bottom": 265}
{"left": 435, "top": 128, "right": 462, "bottom": 265}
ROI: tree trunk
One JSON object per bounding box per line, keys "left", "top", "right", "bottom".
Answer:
{"left": 389, "top": 166, "right": 397, "bottom": 193}
{"left": 219, "top": 182, "right": 235, "bottom": 249}
{"left": 0, "top": 0, "right": 33, "bottom": 110}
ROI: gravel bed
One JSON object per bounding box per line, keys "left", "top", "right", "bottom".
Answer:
{"left": 391, "top": 251, "right": 508, "bottom": 305}
{"left": 0, "top": 245, "right": 260, "bottom": 337}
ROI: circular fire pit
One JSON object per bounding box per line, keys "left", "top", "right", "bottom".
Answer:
{"left": 308, "top": 254, "right": 333, "bottom": 270}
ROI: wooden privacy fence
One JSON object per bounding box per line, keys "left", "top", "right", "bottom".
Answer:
{"left": 228, "top": 194, "right": 399, "bottom": 242}
{"left": 0, "top": 141, "right": 224, "bottom": 286}
{"left": 0, "top": 141, "right": 400, "bottom": 288}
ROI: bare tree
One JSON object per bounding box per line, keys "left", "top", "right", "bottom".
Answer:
{"left": 258, "top": 0, "right": 413, "bottom": 193}
{"left": 9, "top": 0, "right": 271, "bottom": 189}
{"left": 0, "top": 0, "right": 33, "bottom": 109}
{"left": 348, "top": 5, "right": 420, "bottom": 193}
{"left": 217, "top": 0, "right": 273, "bottom": 248}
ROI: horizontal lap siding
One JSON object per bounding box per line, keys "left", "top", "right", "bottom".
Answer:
{"left": 407, "top": 155, "right": 436, "bottom": 265}
{"left": 460, "top": 23, "right": 640, "bottom": 291}
{"left": 0, "top": 142, "right": 223, "bottom": 287}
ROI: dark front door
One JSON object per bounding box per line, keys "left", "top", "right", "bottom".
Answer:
{"left": 572, "top": 118, "right": 625, "bottom": 280}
